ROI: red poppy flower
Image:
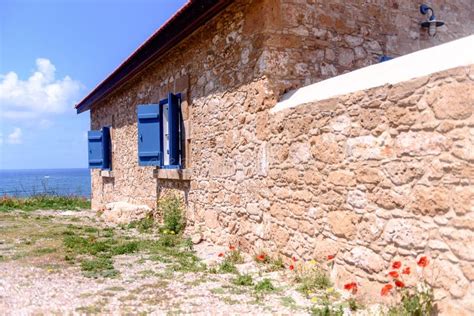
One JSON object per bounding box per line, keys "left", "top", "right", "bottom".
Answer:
{"left": 218, "top": 252, "right": 224, "bottom": 257}
{"left": 289, "top": 265, "right": 295, "bottom": 271}
{"left": 392, "top": 261, "right": 402, "bottom": 269}
{"left": 229, "top": 245, "right": 236, "bottom": 251}
{"left": 327, "top": 255, "right": 335, "bottom": 260}
{"left": 257, "top": 254, "right": 266, "bottom": 262}
{"left": 417, "top": 256, "right": 429, "bottom": 268}
{"left": 292, "top": 256, "right": 297, "bottom": 262}
{"left": 381, "top": 284, "right": 393, "bottom": 296}
{"left": 402, "top": 267, "right": 411, "bottom": 275}
{"left": 394, "top": 280, "right": 405, "bottom": 288}
{"left": 388, "top": 271, "right": 399, "bottom": 278}
{"left": 344, "top": 282, "right": 358, "bottom": 294}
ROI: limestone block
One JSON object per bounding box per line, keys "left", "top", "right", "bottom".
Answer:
{"left": 346, "top": 246, "right": 385, "bottom": 273}
{"left": 102, "top": 201, "right": 152, "bottom": 225}
{"left": 409, "top": 185, "right": 451, "bottom": 216}
{"left": 383, "top": 218, "right": 428, "bottom": 249}
{"left": 327, "top": 211, "right": 358, "bottom": 238}
{"left": 427, "top": 83, "right": 473, "bottom": 120}
{"left": 395, "top": 131, "right": 451, "bottom": 156}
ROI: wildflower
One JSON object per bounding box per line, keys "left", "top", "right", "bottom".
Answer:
{"left": 402, "top": 267, "right": 411, "bottom": 275}
{"left": 256, "top": 254, "right": 266, "bottom": 262}
{"left": 170, "top": 230, "right": 175, "bottom": 235}
{"left": 229, "top": 245, "right": 236, "bottom": 251}
{"left": 307, "top": 290, "right": 314, "bottom": 296}
{"left": 381, "top": 284, "right": 393, "bottom": 296}
{"left": 163, "top": 229, "right": 169, "bottom": 234}
{"left": 327, "top": 255, "right": 335, "bottom": 260}
{"left": 218, "top": 252, "right": 224, "bottom": 257}
{"left": 309, "top": 259, "right": 317, "bottom": 265}
{"left": 417, "top": 256, "right": 429, "bottom": 268}
{"left": 311, "top": 297, "right": 318, "bottom": 303}
{"left": 392, "top": 261, "right": 402, "bottom": 269}
{"left": 326, "top": 287, "right": 334, "bottom": 293}
{"left": 388, "top": 271, "right": 399, "bottom": 278}
{"left": 394, "top": 280, "right": 405, "bottom": 288}
{"left": 344, "top": 282, "right": 358, "bottom": 294}
{"left": 292, "top": 256, "right": 297, "bottom": 262}
{"left": 289, "top": 265, "right": 295, "bottom": 271}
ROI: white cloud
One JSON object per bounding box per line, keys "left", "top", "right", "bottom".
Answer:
{"left": 0, "top": 58, "right": 83, "bottom": 119}
{"left": 7, "top": 128, "right": 22, "bottom": 144}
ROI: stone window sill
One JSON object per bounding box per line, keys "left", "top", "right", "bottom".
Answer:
{"left": 153, "top": 169, "right": 192, "bottom": 181}
{"left": 101, "top": 170, "right": 114, "bottom": 178}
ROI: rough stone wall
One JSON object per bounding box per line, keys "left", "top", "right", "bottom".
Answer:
{"left": 256, "top": 66, "right": 472, "bottom": 314}
{"left": 90, "top": 0, "right": 277, "bottom": 210}
{"left": 263, "top": 0, "right": 474, "bottom": 92}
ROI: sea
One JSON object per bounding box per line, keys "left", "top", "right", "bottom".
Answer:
{"left": 0, "top": 169, "right": 91, "bottom": 198}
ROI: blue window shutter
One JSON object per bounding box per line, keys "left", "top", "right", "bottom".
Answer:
{"left": 88, "top": 127, "right": 111, "bottom": 170}
{"left": 88, "top": 130, "right": 103, "bottom": 169}
{"left": 168, "top": 93, "right": 181, "bottom": 168}
{"left": 137, "top": 104, "right": 161, "bottom": 166}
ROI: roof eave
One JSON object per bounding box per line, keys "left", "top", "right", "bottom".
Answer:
{"left": 76, "top": 0, "right": 233, "bottom": 114}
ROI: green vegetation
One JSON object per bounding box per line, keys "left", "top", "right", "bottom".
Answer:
{"left": 127, "top": 217, "right": 155, "bottom": 233}
{"left": 219, "top": 259, "right": 238, "bottom": 274}
{"left": 226, "top": 249, "right": 244, "bottom": 264}
{"left": 387, "top": 286, "right": 434, "bottom": 316}
{"left": 159, "top": 195, "right": 185, "bottom": 234}
{"left": 0, "top": 195, "right": 90, "bottom": 212}
{"left": 254, "top": 278, "right": 276, "bottom": 293}
{"left": 296, "top": 269, "right": 332, "bottom": 294}
{"left": 233, "top": 274, "right": 254, "bottom": 286}
{"left": 310, "top": 304, "right": 344, "bottom": 316}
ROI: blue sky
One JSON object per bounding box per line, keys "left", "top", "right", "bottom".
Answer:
{"left": 0, "top": 0, "right": 186, "bottom": 169}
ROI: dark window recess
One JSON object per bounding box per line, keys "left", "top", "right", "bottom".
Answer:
{"left": 137, "top": 92, "right": 182, "bottom": 169}
{"left": 88, "top": 127, "right": 111, "bottom": 170}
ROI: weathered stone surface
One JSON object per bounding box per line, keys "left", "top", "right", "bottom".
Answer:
{"left": 383, "top": 219, "right": 428, "bottom": 248}
{"left": 310, "top": 134, "right": 343, "bottom": 163}
{"left": 383, "top": 160, "right": 424, "bottom": 185}
{"left": 101, "top": 202, "right": 152, "bottom": 225}
{"left": 428, "top": 83, "right": 473, "bottom": 120}
{"left": 346, "top": 246, "right": 385, "bottom": 273}
{"left": 327, "top": 211, "right": 358, "bottom": 238}
{"left": 328, "top": 171, "right": 356, "bottom": 186}
{"left": 410, "top": 186, "right": 451, "bottom": 216}
{"left": 395, "top": 131, "right": 451, "bottom": 156}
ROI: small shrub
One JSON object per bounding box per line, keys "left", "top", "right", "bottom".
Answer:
{"left": 157, "top": 234, "right": 180, "bottom": 248}
{"left": 233, "top": 274, "right": 254, "bottom": 286}
{"left": 226, "top": 249, "right": 244, "bottom": 264}
{"left": 111, "top": 241, "right": 140, "bottom": 255}
{"left": 159, "top": 195, "right": 185, "bottom": 234}
{"left": 219, "top": 259, "right": 238, "bottom": 274}
{"left": 80, "top": 257, "right": 118, "bottom": 278}
{"left": 254, "top": 278, "right": 275, "bottom": 293}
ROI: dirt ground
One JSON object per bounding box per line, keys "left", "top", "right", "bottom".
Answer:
{"left": 0, "top": 210, "right": 374, "bottom": 315}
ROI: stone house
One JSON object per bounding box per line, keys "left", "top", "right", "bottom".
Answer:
{"left": 76, "top": 0, "right": 474, "bottom": 313}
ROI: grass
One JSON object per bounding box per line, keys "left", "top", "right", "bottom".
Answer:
{"left": 254, "top": 278, "right": 276, "bottom": 293}
{"left": 296, "top": 269, "right": 332, "bottom": 294}
{"left": 233, "top": 274, "right": 254, "bottom": 286}
{"left": 0, "top": 195, "right": 90, "bottom": 212}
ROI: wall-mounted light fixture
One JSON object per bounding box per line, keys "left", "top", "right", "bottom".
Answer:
{"left": 420, "top": 4, "right": 445, "bottom": 37}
